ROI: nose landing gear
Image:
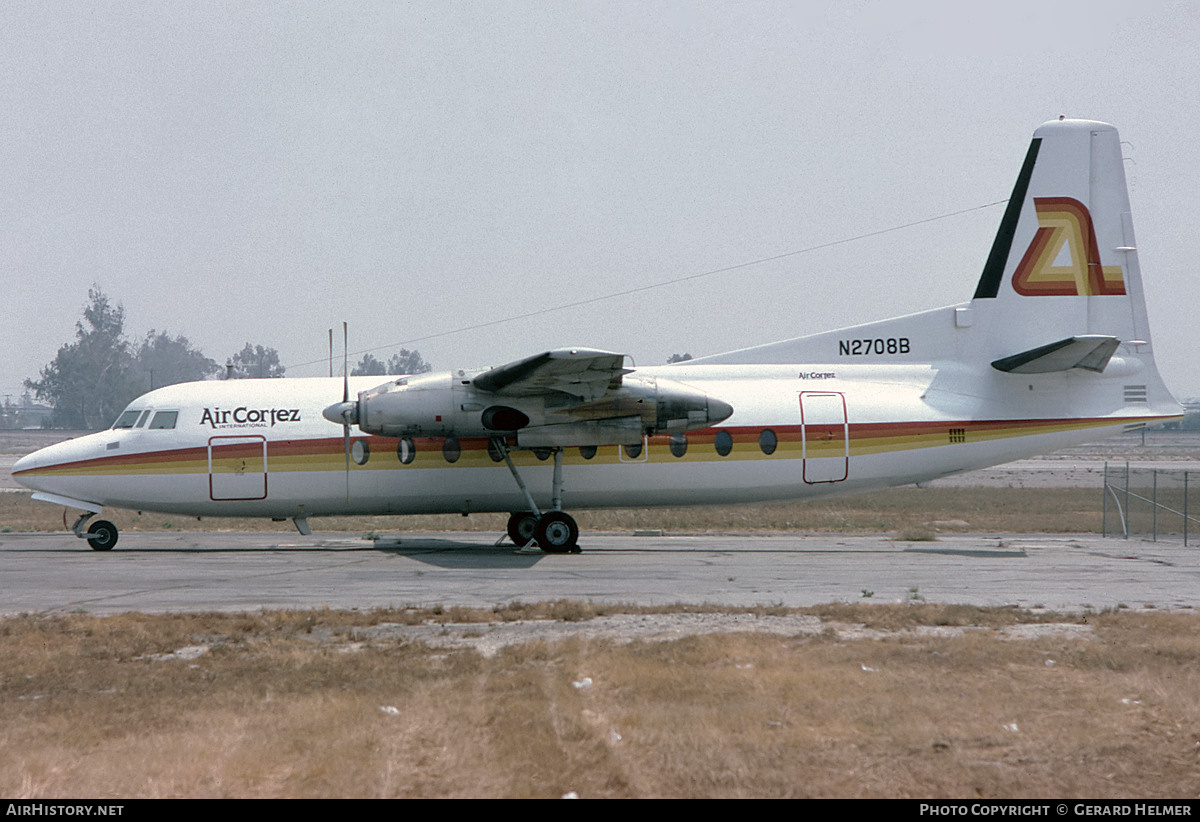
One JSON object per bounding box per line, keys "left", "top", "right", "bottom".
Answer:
{"left": 85, "top": 520, "right": 119, "bottom": 551}
{"left": 71, "top": 511, "right": 119, "bottom": 551}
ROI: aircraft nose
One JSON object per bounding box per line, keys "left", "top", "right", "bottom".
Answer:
{"left": 10, "top": 436, "right": 96, "bottom": 495}
{"left": 10, "top": 435, "right": 110, "bottom": 508}
{"left": 11, "top": 449, "right": 50, "bottom": 491}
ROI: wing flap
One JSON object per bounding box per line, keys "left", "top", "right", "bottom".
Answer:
{"left": 517, "top": 417, "right": 644, "bottom": 448}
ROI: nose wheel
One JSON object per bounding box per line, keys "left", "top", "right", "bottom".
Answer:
{"left": 86, "top": 520, "right": 119, "bottom": 551}
{"left": 71, "top": 512, "right": 119, "bottom": 551}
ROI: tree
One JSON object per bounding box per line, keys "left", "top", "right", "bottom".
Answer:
{"left": 25, "top": 288, "right": 138, "bottom": 429}
{"left": 351, "top": 353, "right": 386, "bottom": 377}
{"left": 227, "top": 343, "right": 285, "bottom": 379}
{"left": 25, "top": 288, "right": 223, "bottom": 428}
{"left": 351, "top": 349, "right": 432, "bottom": 377}
{"left": 386, "top": 349, "right": 432, "bottom": 375}
{"left": 134, "top": 330, "right": 220, "bottom": 391}
{"left": 667, "top": 353, "right": 693, "bottom": 363}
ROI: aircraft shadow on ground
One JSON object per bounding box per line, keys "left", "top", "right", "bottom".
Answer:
{"left": 0, "top": 534, "right": 550, "bottom": 569}
{"left": 902, "top": 547, "right": 1028, "bottom": 558}
{"left": 370, "top": 537, "right": 547, "bottom": 569}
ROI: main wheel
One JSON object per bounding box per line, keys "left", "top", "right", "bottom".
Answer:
{"left": 86, "top": 520, "right": 118, "bottom": 551}
{"left": 506, "top": 512, "right": 538, "bottom": 547}
{"left": 533, "top": 511, "right": 579, "bottom": 554}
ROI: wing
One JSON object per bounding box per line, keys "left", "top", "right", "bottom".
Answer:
{"left": 345, "top": 347, "right": 732, "bottom": 444}
{"left": 472, "top": 348, "right": 633, "bottom": 401}
{"left": 470, "top": 348, "right": 731, "bottom": 447}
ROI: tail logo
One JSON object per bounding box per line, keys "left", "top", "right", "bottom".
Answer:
{"left": 1011, "top": 197, "right": 1126, "bottom": 296}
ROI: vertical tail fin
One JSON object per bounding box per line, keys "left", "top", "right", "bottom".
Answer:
{"left": 695, "top": 116, "right": 1178, "bottom": 427}
{"left": 955, "top": 118, "right": 1179, "bottom": 423}
{"left": 970, "top": 119, "right": 1150, "bottom": 354}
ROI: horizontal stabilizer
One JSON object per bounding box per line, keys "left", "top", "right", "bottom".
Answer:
{"left": 990, "top": 335, "right": 1120, "bottom": 374}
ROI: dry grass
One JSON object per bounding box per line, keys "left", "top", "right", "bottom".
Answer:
{"left": 0, "top": 485, "right": 1107, "bottom": 537}
{"left": 3, "top": 605, "right": 1199, "bottom": 798}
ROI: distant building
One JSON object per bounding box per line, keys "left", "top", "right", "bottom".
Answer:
{"left": 2, "top": 393, "right": 54, "bottom": 429}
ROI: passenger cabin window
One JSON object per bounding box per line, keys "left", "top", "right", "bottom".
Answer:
{"left": 714, "top": 430, "right": 733, "bottom": 457}
{"left": 149, "top": 411, "right": 179, "bottom": 430}
{"left": 113, "top": 410, "right": 143, "bottom": 429}
{"left": 758, "top": 429, "right": 777, "bottom": 455}
{"left": 669, "top": 433, "right": 688, "bottom": 458}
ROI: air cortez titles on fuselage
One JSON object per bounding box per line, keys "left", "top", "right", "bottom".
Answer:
{"left": 199, "top": 406, "right": 302, "bottom": 429}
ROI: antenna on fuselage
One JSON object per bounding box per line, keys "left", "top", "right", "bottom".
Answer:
{"left": 341, "top": 323, "right": 351, "bottom": 503}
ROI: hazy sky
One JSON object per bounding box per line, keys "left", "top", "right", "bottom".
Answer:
{"left": 3, "top": 0, "right": 1199, "bottom": 404}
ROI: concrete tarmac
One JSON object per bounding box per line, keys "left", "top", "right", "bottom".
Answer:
{"left": 1, "top": 530, "right": 1197, "bottom": 615}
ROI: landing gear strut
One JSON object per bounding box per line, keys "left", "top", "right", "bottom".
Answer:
{"left": 494, "top": 438, "right": 580, "bottom": 553}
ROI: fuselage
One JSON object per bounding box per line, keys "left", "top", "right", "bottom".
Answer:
{"left": 12, "top": 360, "right": 1173, "bottom": 520}
{"left": 12, "top": 119, "right": 1188, "bottom": 549}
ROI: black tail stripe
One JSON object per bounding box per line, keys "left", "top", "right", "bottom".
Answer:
{"left": 974, "top": 137, "right": 1042, "bottom": 299}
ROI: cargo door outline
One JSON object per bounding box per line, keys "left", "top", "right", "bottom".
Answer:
{"left": 208, "top": 435, "right": 268, "bottom": 501}
{"left": 799, "top": 392, "right": 848, "bottom": 484}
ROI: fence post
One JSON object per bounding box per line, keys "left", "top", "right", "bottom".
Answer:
{"left": 1153, "top": 469, "right": 1158, "bottom": 542}
{"left": 1102, "top": 461, "right": 1109, "bottom": 537}
{"left": 1124, "top": 461, "right": 1130, "bottom": 540}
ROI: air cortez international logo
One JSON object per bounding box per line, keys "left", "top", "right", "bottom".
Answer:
{"left": 1011, "top": 197, "right": 1126, "bottom": 296}
{"left": 200, "top": 406, "right": 301, "bottom": 429}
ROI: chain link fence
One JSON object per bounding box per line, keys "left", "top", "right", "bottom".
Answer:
{"left": 1102, "top": 462, "right": 1200, "bottom": 544}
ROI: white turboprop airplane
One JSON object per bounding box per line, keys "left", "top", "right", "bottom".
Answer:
{"left": 13, "top": 118, "right": 1183, "bottom": 552}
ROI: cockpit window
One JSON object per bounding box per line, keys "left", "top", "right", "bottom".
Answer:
{"left": 134, "top": 410, "right": 151, "bottom": 428}
{"left": 113, "top": 410, "right": 142, "bottom": 429}
{"left": 149, "top": 411, "right": 179, "bottom": 430}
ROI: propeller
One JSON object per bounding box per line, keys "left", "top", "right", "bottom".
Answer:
{"left": 321, "top": 323, "right": 356, "bottom": 503}
{"left": 341, "top": 323, "right": 350, "bottom": 502}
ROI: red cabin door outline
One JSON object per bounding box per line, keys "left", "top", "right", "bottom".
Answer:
{"left": 208, "top": 435, "right": 268, "bottom": 501}
{"left": 799, "top": 392, "right": 848, "bottom": 484}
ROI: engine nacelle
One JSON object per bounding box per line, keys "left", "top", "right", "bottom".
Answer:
{"left": 355, "top": 372, "right": 467, "bottom": 437}
{"left": 344, "top": 370, "right": 734, "bottom": 443}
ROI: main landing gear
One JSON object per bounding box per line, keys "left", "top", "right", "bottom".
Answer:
{"left": 494, "top": 438, "right": 581, "bottom": 554}
{"left": 505, "top": 510, "right": 580, "bottom": 553}
{"left": 71, "top": 511, "right": 119, "bottom": 551}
